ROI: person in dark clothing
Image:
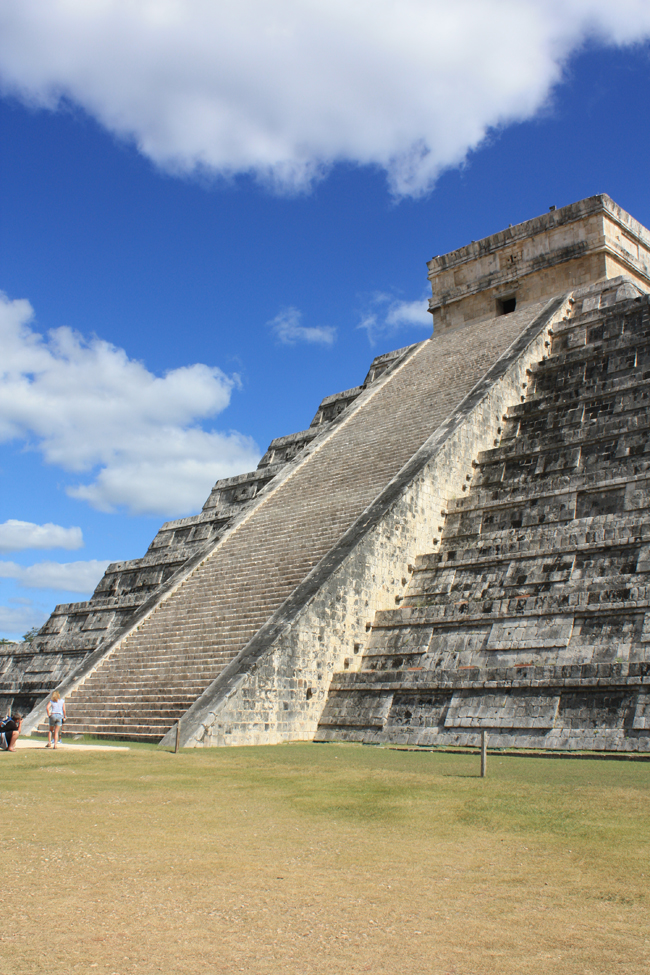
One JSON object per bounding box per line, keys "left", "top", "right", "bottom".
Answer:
{"left": 0, "top": 714, "right": 23, "bottom": 752}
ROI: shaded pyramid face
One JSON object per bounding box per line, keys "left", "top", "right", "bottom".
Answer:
{"left": 319, "top": 282, "right": 650, "bottom": 752}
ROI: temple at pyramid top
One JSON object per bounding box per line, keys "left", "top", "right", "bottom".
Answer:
{"left": 427, "top": 194, "right": 650, "bottom": 330}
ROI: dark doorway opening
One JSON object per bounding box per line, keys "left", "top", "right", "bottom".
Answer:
{"left": 497, "top": 295, "right": 517, "bottom": 315}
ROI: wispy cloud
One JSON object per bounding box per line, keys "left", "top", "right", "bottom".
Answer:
{"left": 0, "top": 599, "right": 48, "bottom": 639}
{"left": 2, "top": 2, "right": 649, "bottom": 196}
{"left": 269, "top": 307, "right": 336, "bottom": 346}
{"left": 0, "top": 293, "right": 260, "bottom": 516}
{"left": 359, "top": 293, "right": 431, "bottom": 345}
{"left": 0, "top": 559, "right": 110, "bottom": 593}
{"left": 384, "top": 298, "right": 432, "bottom": 329}
{"left": 0, "top": 519, "right": 83, "bottom": 554}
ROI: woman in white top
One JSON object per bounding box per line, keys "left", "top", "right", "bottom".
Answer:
{"left": 46, "top": 692, "right": 66, "bottom": 749}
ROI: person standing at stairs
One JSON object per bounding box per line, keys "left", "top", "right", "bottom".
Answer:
{"left": 46, "top": 692, "right": 66, "bottom": 749}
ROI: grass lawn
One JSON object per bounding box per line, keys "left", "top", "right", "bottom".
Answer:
{"left": 2, "top": 741, "right": 648, "bottom": 975}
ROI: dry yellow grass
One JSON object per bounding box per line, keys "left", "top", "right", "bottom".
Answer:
{"left": 1, "top": 741, "right": 648, "bottom": 975}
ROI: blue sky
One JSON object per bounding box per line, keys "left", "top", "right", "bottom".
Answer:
{"left": 2, "top": 2, "right": 650, "bottom": 639}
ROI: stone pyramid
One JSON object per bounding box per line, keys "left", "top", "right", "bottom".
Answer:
{"left": 318, "top": 277, "right": 650, "bottom": 751}
{"left": 12, "top": 193, "right": 650, "bottom": 751}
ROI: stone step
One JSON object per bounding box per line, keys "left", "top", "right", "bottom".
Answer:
{"left": 419, "top": 540, "right": 650, "bottom": 574}
{"left": 65, "top": 700, "right": 199, "bottom": 712}
{"left": 68, "top": 689, "right": 210, "bottom": 701}
{"left": 506, "top": 385, "right": 650, "bottom": 430}
{"left": 83, "top": 660, "right": 229, "bottom": 674}
{"left": 535, "top": 329, "right": 650, "bottom": 367}
{"left": 87, "top": 664, "right": 233, "bottom": 677}
{"left": 532, "top": 365, "right": 649, "bottom": 399}
{"left": 440, "top": 522, "right": 650, "bottom": 554}
{"left": 407, "top": 576, "right": 644, "bottom": 605}
{"left": 550, "top": 299, "right": 645, "bottom": 336}
{"left": 82, "top": 661, "right": 232, "bottom": 676}
{"left": 40, "top": 714, "right": 181, "bottom": 728}
{"left": 527, "top": 367, "right": 650, "bottom": 403}
{"left": 542, "top": 318, "right": 650, "bottom": 359}
{"left": 506, "top": 370, "right": 650, "bottom": 418}
{"left": 70, "top": 683, "right": 212, "bottom": 698}
{"left": 374, "top": 589, "right": 650, "bottom": 624}
{"left": 80, "top": 676, "right": 226, "bottom": 689}
{"left": 81, "top": 665, "right": 219, "bottom": 678}
{"left": 64, "top": 715, "right": 176, "bottom": 730}
{"left": 37, "top": 728, "right": 166, "bottom": 743}
{"left": 538, "top": 343, "right": 650, "bottom": 381}
{"left": 483, "top": 414, "right": 650, "bottom": 464}
{"left": 474, "top": 463, "right": 650, "bottom": 497}
{"left": 54, "top": 726, "right": 169, "bottom": 742}
{"left": 60, "top": 706, "right": 188, "bottom": 719}
{"left": 451, "top": 469, "right": 650, "bottom": 511}
{"left": 486, "top": 442, "right": 650, "bottom": 481}
{"left": 446, "top": 505, "right": 650, "bottom": 541}
{"left": 331, "top": 657, "right": 650, "bottom": 683}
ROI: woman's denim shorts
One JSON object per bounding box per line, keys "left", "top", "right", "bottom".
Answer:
{"left": 49, "top": 715, "right": 63, "bottom": 727}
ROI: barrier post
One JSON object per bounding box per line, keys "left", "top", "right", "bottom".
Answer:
{"left": 480, "top": 730, "right": 488, "bottom": 777}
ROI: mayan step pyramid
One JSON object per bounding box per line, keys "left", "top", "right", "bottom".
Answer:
{"left": 318, "top": 278, "right": 650, "bottom": 751}
{"left": 13, "top": 193, "right": 650, "bottom": 749}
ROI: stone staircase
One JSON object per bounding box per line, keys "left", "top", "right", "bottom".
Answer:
{"left": 31, "top": 358, "right": 402, "bottom": 662}
{"left": 317, "top": 282, "right": 650, "bottom": 751}
{"left": 56, "top": 653, "right": 226, "bottom": 741}
{"left": 38, "top": 298, "right": 554, "bottom": 741}
{"left": 12, "top": 348, "right": 407, "bottom": 717}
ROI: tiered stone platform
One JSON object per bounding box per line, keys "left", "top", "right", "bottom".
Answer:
{"left": 31, "top": 298, "right": 553, "bottom": 741}
{"left": 317, "top": 281, "right": 650, "bottom": 750}
{"left": 4, "top": 347, "right": 407, "bottom": 714}
{"left": 29, "top": 350, "right": 405, "bottom": 661}
{"left": 16, "top": 193, "right": 650, "bottom": 750}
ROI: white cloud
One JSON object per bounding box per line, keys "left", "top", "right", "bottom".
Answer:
{"left": 385, "top": 299, "right": 432, "bottom": 329}
{"left": 0, "top": 519, "right": 83, "bottom": 554}
{"left": 269, "top": 307, "right": 336, "bottom": 346}
{"left": 359, "top": 293, "right": 432, "bottom": 344}
{"left": 0, "top": 600, "right": 48, "bottom": 639}
{"left": 0, "top": 2, "right": 649, "bottom": 196}
{"left": 0, "top": 559, "right": 110, "bottom": 593}
{"left": 0, "top": 293, "right": 260, "bottom": 516}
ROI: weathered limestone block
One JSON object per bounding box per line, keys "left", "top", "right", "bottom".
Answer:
{"left": 486, "top": 618, "right": 575, "bottom": 651}
{"left": 444, "top": 691, "right": 560, "bottom": 729}
{"left": 632, "top": 692, "right": 650, "bottom": 730}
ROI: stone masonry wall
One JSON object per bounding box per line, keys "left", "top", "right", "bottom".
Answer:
{"left": 0, "top": 645, "right": 86, "bottom": 715}
{"left": 428, "top": 196, "right": 650, "bottom": 330}
{"left": 317, "top": 279, "right": 650, "bottom": 752}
